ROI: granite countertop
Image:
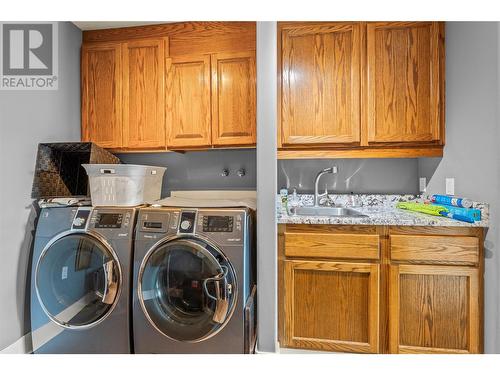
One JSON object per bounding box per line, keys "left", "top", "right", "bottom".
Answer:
{"left": 277, "top": 194, "right": 489, "bottom": 227}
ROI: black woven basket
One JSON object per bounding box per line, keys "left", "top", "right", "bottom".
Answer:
{"left": 31, "top": 142, "right": 120, "bottom": 199}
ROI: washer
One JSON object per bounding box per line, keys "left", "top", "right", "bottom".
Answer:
{"left": 30, "top": 205, "right": 137, "bottom": 353}
{"left": 133, "top": 207, "right": 256, "bottom": 353}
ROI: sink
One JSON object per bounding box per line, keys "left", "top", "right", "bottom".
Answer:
{"left": 291, "top": 206, "right": 367, "bottom": 217}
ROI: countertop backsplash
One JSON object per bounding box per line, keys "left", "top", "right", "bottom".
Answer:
{"left": 278, "top": 158, "right": 420, "bottom": 194}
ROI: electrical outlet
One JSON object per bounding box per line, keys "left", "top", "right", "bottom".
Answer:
{"left": 419, "top": 177, "right": 427, "bottom": 193}
{"left": 446, "top": 178, "right": 455, "bottom": 195}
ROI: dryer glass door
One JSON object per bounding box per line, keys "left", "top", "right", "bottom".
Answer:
{"left": 35, "top": 233, "right": 121, "bottom": 329}
{"left": 139, "top": 238, "right": 237, "bottom": 342}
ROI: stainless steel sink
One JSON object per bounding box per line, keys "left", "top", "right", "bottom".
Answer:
{"left": 291, "top": 206, "right": 367, "bottom": 217}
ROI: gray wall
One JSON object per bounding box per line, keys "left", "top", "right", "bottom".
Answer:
{"left": 117, "top": 149, "right": 256, "bottom": 197}
{"left": 418, "top": 22, "right": 500, "bottom": 353}
{"left": 0, "top": 22, "right": 82, "bottom": 351}
{"left": 278, "top": 158, "right": 419, "bottom": 194}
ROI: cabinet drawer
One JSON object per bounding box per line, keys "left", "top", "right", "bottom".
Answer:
{"left": 284, "top": 232, "right": 380, "bottom": 260}
{"left": 390, "top": 235, "right": 479, "bottom": 265}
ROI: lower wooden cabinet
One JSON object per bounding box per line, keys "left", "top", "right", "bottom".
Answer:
{"left": 282, "top": 260, "right": 379, "bottom": 353}
{"left": 278, "top": 224, "right": 484, "bottom": 354}
{"left": 389, "top": 265, "right": 480, "bottom": 354}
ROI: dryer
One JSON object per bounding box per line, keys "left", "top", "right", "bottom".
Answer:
{"left": 133, "top": 207, "right": 256, "bottom": 353}
{"left": 30, "top": 205, "right": 137, "bottom": 353}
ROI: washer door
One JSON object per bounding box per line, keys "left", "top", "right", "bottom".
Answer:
{"left": 35, "top": 232, "right": 121, "bottom": 329}
{"left": 139, "top": 238, "right": 237, "bottom": 342}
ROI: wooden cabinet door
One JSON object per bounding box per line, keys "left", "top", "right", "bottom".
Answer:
{"left": 280, "top": 22, "right": 362, "bottom": 146}
{"left": 389, "top": 265, "right": 480, "bottom": 354}
{"left": 211, "top": 51, "right": 256, "bottom": 146}
{"left": 81, "top": 42, "right": 122, "bottom": 148}
{"left": 122, "top": 38, "right": 167, "bottom": 149}
{"left": 166, "top": 55, "right": 211, "bottom": 148}
{"left": 367, "top": 22, "right": 444, "bottom": 144}
{"left": 283, "top": 260, "right": 379, "bottom": 353}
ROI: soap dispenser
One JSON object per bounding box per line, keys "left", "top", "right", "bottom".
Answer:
{"left": 288, "top": 188, "right": 300, "bottom": 215}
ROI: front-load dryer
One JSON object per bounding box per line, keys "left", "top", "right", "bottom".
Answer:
{"left": 133, "top": 207, "right": 256, "bottom": 353}
{"left": 30, "top": 205, "right": 137, "bottom": 353}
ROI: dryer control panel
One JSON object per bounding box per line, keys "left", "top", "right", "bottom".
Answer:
{"left": 136, "top": 208, "right": 248, "bottom": 246}
{"left": 196, "top": 210, "right": 245, "bottom": 245}
{"left": 202, "top": 215, "right": 234, "bottom": 232}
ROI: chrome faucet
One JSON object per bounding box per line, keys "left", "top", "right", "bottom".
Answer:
{"left": 314, "top": 166, "right": 338, "bottom": 207}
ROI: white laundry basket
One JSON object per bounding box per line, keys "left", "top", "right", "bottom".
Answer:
{"left": 83, "top": 164, "right": 166, "bottom": 206}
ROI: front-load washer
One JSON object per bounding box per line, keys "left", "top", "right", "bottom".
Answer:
{"left": 30, "top": 205, "right": 137, "bottom": 353}
{"left": 133, "top": 207, "right": 256, "bottom": 353}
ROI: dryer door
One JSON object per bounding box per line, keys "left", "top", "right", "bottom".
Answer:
{"left": 138, "top": 238, "right": 237, "bottom": 342}
{"left": 35, "top": 232, "right": 121, "bottom": 329}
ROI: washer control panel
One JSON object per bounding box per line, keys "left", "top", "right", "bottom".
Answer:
{"left": 89, "top": 208, "right": 135, "bottom": 239}
{"left": 72, "top": 207, "right": 92, "bottom": 230}
{"left": 178, "top": 211, "right": 197, "bottom": 234}
{"left": 95, "top": 213, "right": 123, "bottom": 229}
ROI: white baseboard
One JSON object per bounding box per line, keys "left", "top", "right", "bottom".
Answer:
{"left": 0, "top": 333, "right": 32, "bottom": 354}
{"left": 255, "top": 340, "right": 279, "bottom": 354}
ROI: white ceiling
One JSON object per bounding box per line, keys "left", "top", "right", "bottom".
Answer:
{"left": 72, "top": 21, "right": 170, "bottom": 31}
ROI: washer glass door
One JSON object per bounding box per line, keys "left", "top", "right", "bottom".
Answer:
{"left": 139, "top": 238, "right": 237, "bottom": 342}
{"left": 36, "top": 233, "right": 121, "bottom": 329}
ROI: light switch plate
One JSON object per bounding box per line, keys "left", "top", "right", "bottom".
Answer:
{"left": 446, "top": 178, "right": 455, "bottom": 195}
{"left": 419, "top": 177, "right": 427, "bottom": 193}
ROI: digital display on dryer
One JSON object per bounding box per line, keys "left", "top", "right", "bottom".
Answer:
{"left": 203, "top": 216, "right": 233, "bottom": 232}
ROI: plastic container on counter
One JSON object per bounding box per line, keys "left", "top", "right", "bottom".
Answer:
{"left": 83, "top": 164, "right": 166, "bottom": 206}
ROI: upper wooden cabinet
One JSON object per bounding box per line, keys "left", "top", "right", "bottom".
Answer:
{"left": 122, "top": 38, "right": 167, "bottom": 149}
{"left": 278, "top": 21, "right": 445, "bottom": 159}
{"left": 83, "top": 38, "right": 167, "bottom": 150}
{"left": 367, "top": 22, "right": 444, "bottom": 145}
{"left": 280, "top": 22, "right": 361, "bottom": 147}
{"left": 166, "top": 55, "right": 212, "bottom": 148}
{"left": 81, "top": 22, "right": 256, "bottom": 151}
{"left": 81, "top": 42, "right": 123, "bottom": 148}
{"left": 211, "top": 51, "right": 256, "bottom": 146}
{"left": 166, "top": 51, "right": 257, "bottom": 149}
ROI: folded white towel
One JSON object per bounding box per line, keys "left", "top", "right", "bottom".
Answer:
{"left": 151, "top": 196, "right": 256, "bottom": 211}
